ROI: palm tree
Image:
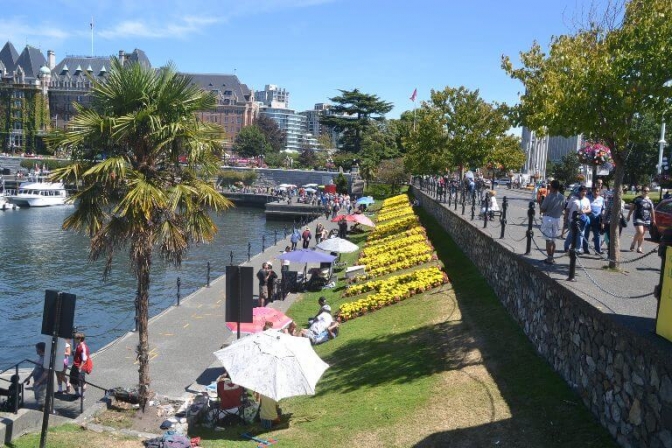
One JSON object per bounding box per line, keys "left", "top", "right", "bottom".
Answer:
{"left": 49, "top": 59, "right": 233, "bottom": 410}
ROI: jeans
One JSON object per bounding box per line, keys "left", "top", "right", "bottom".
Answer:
{"left": 564, "top": 219, "right": 589, "bottom": 253}
{"left": 585, "top": 215, "right": 602, "bottom": 252}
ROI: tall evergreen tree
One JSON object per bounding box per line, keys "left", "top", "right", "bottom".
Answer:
{"left": 233, "top": 125, "right": 271, "bottom": 157}
{"left": 255, "top": 115, "right": 286, "bottom": 153}
{"left": 320, "top": 89, "right": 393, "bottom": 153}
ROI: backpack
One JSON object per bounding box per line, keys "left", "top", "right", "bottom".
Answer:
{"left": 83, "top": 356, "right": 93, "bottom": 374}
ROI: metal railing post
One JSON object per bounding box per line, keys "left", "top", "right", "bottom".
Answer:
{"left": 483, "top": 191, "right": 490, "bottom": 228}
{"left": 274, "top": 230, "right": 278, "bottom": 246}
{"left": 262, "top": 235, "right": 266, "bottom": 252}
{"left": 461, "top": 189, "right": 466, "bottom": 215}
{"left": 176, "top": 277, "right": 181, "bottom": 306}
{"left": 206, "top": 262, "right": 211, "bottom": 287}
{"left": 230, "top": 251, "right": 234, "bottom": 266}
{"left": 525, "top": 201, "right": 535, "bottom": 255}
{"left": 247, "top": 242, "right": 251, "bottom": 261}
{"left": 567, "top": 212, "right": 579, "bottom": 281}
{"left": 470, "top": 191, "right": 476, "bottom": 220}
{"left": 500, "top": 197, "right": 508, "bottom": 239}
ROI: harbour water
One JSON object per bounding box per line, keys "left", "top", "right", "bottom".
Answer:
{"left": 0, "top": 204, "right": 287, "bottom": 369}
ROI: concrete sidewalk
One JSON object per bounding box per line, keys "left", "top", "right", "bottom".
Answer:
{"left": 0, "top": 212, "right": 348, "bottom": 443}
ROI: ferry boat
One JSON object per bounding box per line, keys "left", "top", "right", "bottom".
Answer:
{"left": 7, "top": 176, "right": 68, "bottom": 207}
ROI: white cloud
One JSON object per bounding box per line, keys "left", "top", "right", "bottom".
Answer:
{"left": 0, "top": 17, "right": 69, "bottom": 43}
{"left": 98, "top": 15, "right": 221, "bottom": 39}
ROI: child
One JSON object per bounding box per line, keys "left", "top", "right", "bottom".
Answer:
{"left": 23, "top": 342, "right": 47, "bottom": 410}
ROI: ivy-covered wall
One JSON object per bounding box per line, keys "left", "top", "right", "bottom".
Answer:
{"left": 0, "top": 84, "right": 49, "bottom": 154}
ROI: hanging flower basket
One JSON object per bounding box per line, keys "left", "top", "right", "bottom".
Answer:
{"left": 577, "top": 142, "right": 613, "bottom": 166}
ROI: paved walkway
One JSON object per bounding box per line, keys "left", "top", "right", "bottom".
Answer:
{"left": 414, "top": 184, "right": 665, "bottom": 349}
{"left": 0, "top": 212, "right": 347, "bottom": 440}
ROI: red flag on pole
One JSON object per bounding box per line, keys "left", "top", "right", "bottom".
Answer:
{"left": 410, "top": 88, "right": 417, "bottom": 102}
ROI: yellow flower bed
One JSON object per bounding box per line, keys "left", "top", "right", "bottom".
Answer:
{"left": 377, "top": 208, "right": 415, "bottom": 223}
{"left": 338, "top": 266, "right": 449, "bottom": 321}
{"left": 368, "top": 215, "right": 419, "bottom": 240}
{"left": 352, "top": 253, "right": 435, "bottom": 282}
{"left": 359, "top": 242, "right": 433, "bottom": 267}
{"left": 365, "top": 225, "right": 426, "bottom": 246}
{"left": 360, "top": 233, "right": 428, "bottom": 257}
{"left": 382, "top": 194, "right": 410, "bottom": 208}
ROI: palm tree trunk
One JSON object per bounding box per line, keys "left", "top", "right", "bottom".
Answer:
{"left": 135, "top": 238, "right": 152, "bottom": 412}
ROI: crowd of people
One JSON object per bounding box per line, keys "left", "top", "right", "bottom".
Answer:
{"left": 538, "top": 178, "right": 652, "bottom": 264}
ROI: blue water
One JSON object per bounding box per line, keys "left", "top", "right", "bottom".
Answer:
{"left": 0, "top": 205, "right": 287, "bottom": 369}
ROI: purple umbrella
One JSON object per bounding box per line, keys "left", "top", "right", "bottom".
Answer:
{"left": 278, "top": 249, "right": 336, "bottom": 263}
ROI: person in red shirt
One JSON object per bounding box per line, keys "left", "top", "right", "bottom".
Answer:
{"left": 69, "top": 332, "right": 90, "bottom": 399}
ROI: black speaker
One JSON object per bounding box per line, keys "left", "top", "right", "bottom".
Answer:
{"left": 225, "top": 266, "right": 254, "bottom": 323}
{"left": 41, "top": 290, "right": 76, "bottom": 338}
{"left": 284, "top": 271, "right": 299, "bottom": 293}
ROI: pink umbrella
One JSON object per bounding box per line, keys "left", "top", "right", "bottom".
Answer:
{"left": 226, "top": 307, "right": 292, "bottom": 335}
{"left": 351, "top": 214, "right": 375, "bottom": 227}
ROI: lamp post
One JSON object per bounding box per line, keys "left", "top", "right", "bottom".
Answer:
{"left": 659, "top": 80, "right": 672, "bottom": 200}
{"left": 659, "top": 120, "right": 667, "bottom": 201}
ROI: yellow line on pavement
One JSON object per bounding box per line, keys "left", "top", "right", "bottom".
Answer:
{"left": 183, "top": 323, "right": 190, "bottom": 329}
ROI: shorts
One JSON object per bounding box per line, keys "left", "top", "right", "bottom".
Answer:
{"left": 259, "top": 285, "right": 268, "bottom": 300}
{"left": 634, "top": 219, "right": 650, "bottom": 228}
{"left": 540, "top": 216, "right": 561, "bottom": 241}
{"left": 69, "top": 366, "right": 85, "bottom": 387}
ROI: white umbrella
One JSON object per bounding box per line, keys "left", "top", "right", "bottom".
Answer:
{"left": 305, "top": 187, "right": 317, "bottom": 193}
{"left": 213, "top": 330, "right": 329, "bottom": 401}
{"left": 303, "top": 183, "right": 319, "bottom": 188}
{"left": 316, "top": 237, "right": 359, "bottom": 253}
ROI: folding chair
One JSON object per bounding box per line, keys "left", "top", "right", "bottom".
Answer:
{"left": 208, "top": 380, "right": 244, "bottom": 425}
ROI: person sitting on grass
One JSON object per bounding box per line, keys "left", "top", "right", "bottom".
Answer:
{"left": 255, "top": 392, "right": 281, "bottom": 429}
{"left": 301, "top": 300, "right": 334, "bottom": 345}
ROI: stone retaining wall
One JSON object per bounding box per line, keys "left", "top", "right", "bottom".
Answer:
{"left": 413, "top": 186, "right": 672, "bottom": 448}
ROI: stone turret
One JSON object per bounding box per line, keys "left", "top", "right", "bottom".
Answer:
{"left": 47, "top": 50, "right": 55, "bottom": 70}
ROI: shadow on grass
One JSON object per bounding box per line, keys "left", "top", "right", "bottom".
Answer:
{"left": 407, "top": 200, "right": 617, "bottom": 448}
{"left": 317, "top": 317, "right": 480, "bottom": 395}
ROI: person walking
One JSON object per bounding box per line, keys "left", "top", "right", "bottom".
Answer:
{"left": 23, "top": 342, "right": 47, "bottom": 410}
{"left": 586, "top": 187, "right": 605, "bottom": 254}
{"left": 56, "top": 338, "right": 71, "bottom": 394}
{"left": 70, "top": 333, "right": 90, "bottom": 399}
{"left": 540, "top": 180, "right": 565, "bottom": 264}
{"left": 315, "top": 223, "right": 324, "bottom": 245}
{"left": 626, "top": 186, "right": 655, "bottom": 253}
{"left": 301, "top": 226, "right": 312, "bottom": 249}
{"left": 290, "top": 228, "right": 300, "bottom": 251}
{"left": 564, "top": 186, "right": 591, "bottom": 254}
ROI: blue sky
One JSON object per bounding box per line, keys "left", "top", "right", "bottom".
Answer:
{"left": 3, "top": 0, "right": 588, "bottom": 119}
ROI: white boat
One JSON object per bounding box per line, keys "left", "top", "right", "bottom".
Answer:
{"left": 0, "top": 193, "right": 17, "bottom": 210}
{"left": 7, "top": 176, "right": 68, "bottom": 207}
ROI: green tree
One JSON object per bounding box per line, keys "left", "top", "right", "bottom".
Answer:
{"left": 334, "top": 172, "right": 349, "bottom": 194}
{"left": 298, "top": 147, "right": 317, "bottom": 169}
{"left": 319, "top": 89, "right": 393, "bottom": 154}
{"left": 404, "top": 87, "right": 512, "bottom": 176}
{"left": 49, "top": 59, "right": 233, "bottom": 410}
{"left": 549, "top": 153, "right": 581, "bottom": 185}
{"left": 502, "top": 0, "right": 672, "bottom": 267}
{"left": 376, "top": 157, "right": 407, "bottom": 193}
{"left": 233, "top": 125, "right": 271, "bottom": 157}
{"left": 403, "top": 106, "right": 448, "bottom": 174}
{"left": 484, "top": 135, "right": 526, "bottom": 178}
{"left": 255, "top": 115, "right": 285, "bottom": 153}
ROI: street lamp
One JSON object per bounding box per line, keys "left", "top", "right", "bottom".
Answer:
{"left": 658, "top": 80, "right": 672, "bottom": 200}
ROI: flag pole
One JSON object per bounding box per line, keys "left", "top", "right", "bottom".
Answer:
{"left": 90, "top": 17, "right": 94, "bottom": 57}
{"left": 410, "top": 88, "right": 417, "bottom": 131}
